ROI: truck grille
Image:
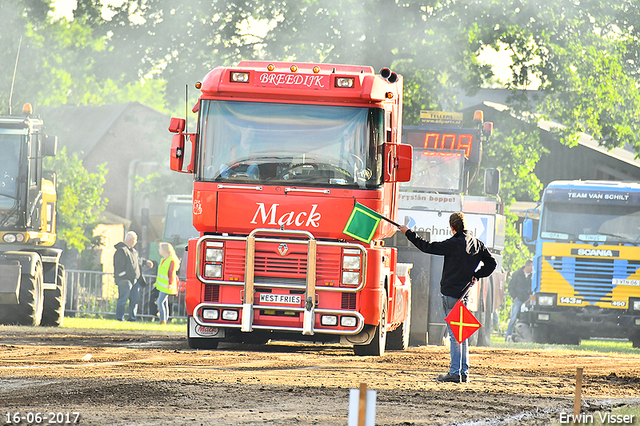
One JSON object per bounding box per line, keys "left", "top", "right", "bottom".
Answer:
{"left": 224, "top": 241, "right": 341, "bottom": 284}
{"left": 544, "top": 256, "right": 640, "bottom": 303}
{"left": 204, "top": 284, "right": 220, "bottom": 302}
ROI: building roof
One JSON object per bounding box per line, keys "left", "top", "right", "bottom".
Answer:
{"left": 38, "top": 102, "right": 164, "bottom": 159}
{"left": 470, "top": 99, "right": 640, "bottom": 171}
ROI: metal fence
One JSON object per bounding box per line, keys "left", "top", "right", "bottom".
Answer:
{"left": 65, "top": 270, "right": 187, "bottom": 321}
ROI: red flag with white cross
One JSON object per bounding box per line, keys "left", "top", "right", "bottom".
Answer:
{"left": 445, "top": 299, "right": 482, "bottom": 343}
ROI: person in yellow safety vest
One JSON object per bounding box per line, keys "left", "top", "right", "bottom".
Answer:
{"left": 155, "top": 242, "right": 181, "bottom": 325}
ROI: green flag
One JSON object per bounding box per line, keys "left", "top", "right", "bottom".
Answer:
{"left": 343, "top": 203, "right": 384, "bottom": 243}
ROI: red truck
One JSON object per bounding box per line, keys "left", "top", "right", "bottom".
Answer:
{"left": 168, "top": 62, "right": 413, "bottom": 355}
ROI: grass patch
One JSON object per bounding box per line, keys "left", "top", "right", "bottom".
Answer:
{"left": 62, "top": 317, "right": 186, "bottom": 333}
{"left": 490, "top": 334, "right": 640, "bottom": 355}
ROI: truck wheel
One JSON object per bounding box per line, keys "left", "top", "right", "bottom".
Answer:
{"left": 476, "top": 283, "right": 493, "bottom": 347}
{"left": 8, "top": 262, "right": 45, "bottom": 326}
{"left": 41, "top": 265, "right": 66, "bottom": 327}
{"left": 354, "top": 289, "right": 387, "bottom": 356}
{"left": 631, "top": 334, "right": 640, "bottom": 349}
{"left": 386, "top": 286, "right": 411, "bottom": 351}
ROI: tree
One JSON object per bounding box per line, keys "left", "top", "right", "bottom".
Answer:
{"left": 45, "top": 147, "right": 108, "bottom": 251}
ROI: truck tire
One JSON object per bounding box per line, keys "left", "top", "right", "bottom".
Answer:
{"left": 354, "top": 289, "right": 387, "bottom": 356}
{"left": 41, "top": 265, "right": 66, "bottom": 327}
{"left": 476, "top": 282, "right": 493, "bottom": 347}
{"left": 6, "top": 262, "right": 45, "bottom": 326}
{"left": 631, "top": 334, "right": 640, "bottom": 349}
{"left": 386, "top": 285, "right": 411, "bottom": 351}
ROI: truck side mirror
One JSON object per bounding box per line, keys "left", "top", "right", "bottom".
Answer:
{"left": 523, "top": 218, "right": 534, "bottom": 244}
{"left": 395, "top": 143, "right": 413, "bottom": 183}
{"left": 170, "top": 134, "right": 186, "bottom": 172}
{"left": 43, "top": 135, "right": 58, "bottom": 157}
{"left": 484, "top": 168, "right": 500, "bottom": 195}
{"left": 169, "top": 118, "right": 193, "bottom": 174}
{"left": 383, "top": 143, "right": 413, "bottom": 183}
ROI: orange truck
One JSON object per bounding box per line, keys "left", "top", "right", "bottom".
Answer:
{"left": 169, "top": 62, "right": 413, "bottom": 355}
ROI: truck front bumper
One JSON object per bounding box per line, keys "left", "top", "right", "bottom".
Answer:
{"left": 526, "top": 306, "right": 640, "bottom": 339}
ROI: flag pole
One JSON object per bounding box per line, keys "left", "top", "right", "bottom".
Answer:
{"left": 380, "top": 216, "right": 401, "bottom": 228}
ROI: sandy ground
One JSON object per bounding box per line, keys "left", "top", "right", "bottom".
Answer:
{"left": 0, "top": 326, "right": 639, "bottom": 425}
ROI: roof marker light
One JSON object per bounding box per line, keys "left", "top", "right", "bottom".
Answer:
{"left": 290, "top": 64, "right": 298, "bottom": 72}
{"left": 267, "top": 64, "right": 275, "bottom": 71}
{"left": 313, "top": 66, "right": 321, "bottom": 73}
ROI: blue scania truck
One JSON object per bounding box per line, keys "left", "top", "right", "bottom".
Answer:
{"left": 522, "top": 180, "right": 640, "bottom": 346}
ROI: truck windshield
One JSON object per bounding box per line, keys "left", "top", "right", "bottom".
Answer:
{"left": 0, "top": 132, "right": 21, "bottom": 210}
{"left": 540, "top": 202, "right": 640, "bottom": 243}
{"left": 197, "top": 100, "right": 383, "bottom": 189}
{"left": 399, "top": 150, "right": 464, "bottom": 193}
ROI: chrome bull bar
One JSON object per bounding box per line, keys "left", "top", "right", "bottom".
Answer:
{"left": 194, "top": 228, "right": 367, "bottom": 336}
{"left": 192, "top": 302, "right": 366, "bottom": 335}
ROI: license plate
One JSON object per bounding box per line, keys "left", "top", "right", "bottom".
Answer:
{"left": 259, "top": 293, "right": 302, "bottom": 305}
{"left": 612, "top": 278, "right": 640, "bottom": 286}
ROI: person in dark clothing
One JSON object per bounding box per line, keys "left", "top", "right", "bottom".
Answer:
{"left": 506, "top": 259, "right": 533, "bottom": 341}
{"left": 113, "top": 231, "right": 153, "bottom": 321}
{"left": 399, "top": 212, "right": 497, "bottom": 383}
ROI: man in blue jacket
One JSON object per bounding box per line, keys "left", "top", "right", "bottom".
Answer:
{"left": 399, "top": 212, "right": 497, "bottom": 383}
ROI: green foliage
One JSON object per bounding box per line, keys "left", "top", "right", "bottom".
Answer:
{"left": 45, "top": 147, "right": 108, "bottom": 251}
{"left": 468, "top": 113, "right": 545, "bottom": 273}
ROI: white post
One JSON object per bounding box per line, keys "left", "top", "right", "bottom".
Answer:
{"left": 348, "top": 383, "right": 377, "bottom": 426}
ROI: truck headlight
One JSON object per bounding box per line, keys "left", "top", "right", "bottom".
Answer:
{"left": 538, "top": 295, "right": 554, "bottom": 306}
{"left": 340, "top": 316, "right": 357, "bottom": 327}
{"left": 202, "top": 309, "right": 219, "bottom": 320}
{"left": 633, "top": 300, "right": 640, "bottom": 311}
{"left": 222, "top": 310, "right": 239, "bottom": 321}
{"left": 206, "top": 248, "right": 223, "bottom": 262}
{"left": 205, "top": 264, "right": 222, "bottom": 278}
{"left": 342, "top": 271, "right": 360, "bottom": 286}
{"left": 342, "top": 255, "right": 361, "bottom": 270}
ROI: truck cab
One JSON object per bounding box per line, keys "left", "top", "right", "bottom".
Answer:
{"left": 169, "top": 62, "right": 413, "bottom": 355}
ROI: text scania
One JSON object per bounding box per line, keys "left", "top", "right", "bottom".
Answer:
{"left": 570, "top": 248, "right": 620, "bottom": 257}
{"left": 251, "top": 203, "right": 322, "bottom": 227}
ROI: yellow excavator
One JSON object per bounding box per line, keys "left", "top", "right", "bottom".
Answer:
{"left": 0, "top": 103, "right": 65, "bottom": 326}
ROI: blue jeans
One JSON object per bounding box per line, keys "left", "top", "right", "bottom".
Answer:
{"left": 156, "top": 291, "right": 169, "bottom": 322}
{"left": 116, "top": 280, "right": 140, "bottom": 321}
{"left": 442, "top": 295, "right": 469, "bottom": 376}
{"left": 506, "top": 298, "right": 524, "bottom": 338}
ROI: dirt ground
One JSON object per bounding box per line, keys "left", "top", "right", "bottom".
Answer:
{"left": 0, "top": 327, "right": 639, "bottom": 426}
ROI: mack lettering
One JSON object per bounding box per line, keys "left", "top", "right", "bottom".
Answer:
{"left": 250, "top": 203, "right": 322, "bottom": 227}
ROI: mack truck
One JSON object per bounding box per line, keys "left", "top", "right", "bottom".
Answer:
{"left": 169, "top": 62, "right": 413, "bottom": 355}
{"left": 522, "top": 180, "right": 640, "bottom": 347}
{"left": 0, "top": 103, "right": 65, "bottom": 326}
{"left": 385, "top": 110, "right": 506, "bottom": 346}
